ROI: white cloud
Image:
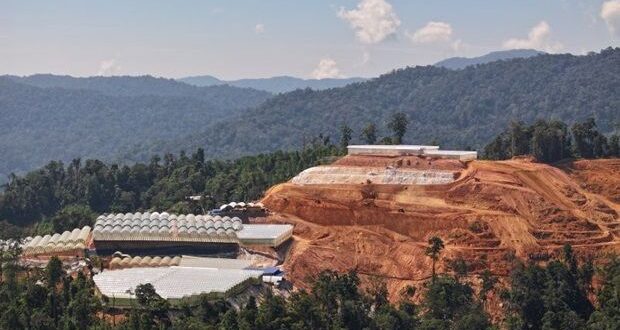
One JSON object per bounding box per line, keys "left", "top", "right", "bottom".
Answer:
{"left": 502, "top": 21, "right": 563, "bottom": 52}
{"left": 337, "top": 0, "right": 401, "bottom": 44}
{"left": 97, "top": 59, "right": 121, "bottom": 76}
{"left": 254, "top": 23, "right": 265, "bottom": 34}
{"left": 407, "top": 21, "right": 462, "bottom": 52}
{"left": 601, "top": 0, "right": 620, "bottom": 37}
{"left": 311, "top": 58, "right": 343, "bottom": 79}
{"left": 362, "top": 51, "right": 371, "bottom": 65}
{"left": 408, "top": 21, "right": 453, "bottom": 43}
{"left": 451, "top": 39, "right": 463, "bottom": 52}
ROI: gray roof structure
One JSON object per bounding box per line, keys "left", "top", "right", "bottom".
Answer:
{"left": 179, "top": 256, "right": 253, "bottom": 269}
{"left": 93, "top": 212, "right": 293, "bottom": 247}
{"left": 93, "top": 213, "right": 243, "bottom": 243}
{"left": 93, "top": 266, "right": 263, "bottom": 300}
{"left": 237, "top": 224, "right": 294, "bottom": 247}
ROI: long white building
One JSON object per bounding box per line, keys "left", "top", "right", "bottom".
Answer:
{"left": 93, "top": 266, "right": 263, "bottom": 304}
{"left": 347, "top": 145, "right": 477, "bottom": 160}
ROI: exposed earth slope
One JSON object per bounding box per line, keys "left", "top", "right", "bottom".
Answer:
{"left": 261, "top": 156, "right": 620, "bottom": 298}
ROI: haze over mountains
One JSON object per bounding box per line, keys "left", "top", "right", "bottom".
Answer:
{"left": 178, "top": 49, "right": 542, "bottom": 93}
{"left": 0, "top": 75, "right": 271, "bottom": 181}
{"left": 434, "top": 49, "right": 545, "bottom": 69}
{"left": 0, "top": 48, "right": 618, "bottom": 182}
{"left": 178, "top": 75, "right": 367, "bottom": 94}
{"left": 143, "top": 48, "right": 618, "bottom": 162}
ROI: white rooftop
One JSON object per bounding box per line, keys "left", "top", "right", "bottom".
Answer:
{"left": 237, "top": 224, "right": 294, "bottom": 240}
{"left": 423, "top": 150, "right": 478, "bottom": 160}
{"left": 179, "top": 256, "right": 252, "bottom": 269}
{"left": 93, "top": 266, "right": 262, "bottom": 299}
{"left": 347, "top": 145, "right": 439, "bottom": 150}
{"left": 346, "top": 145, "right": 477, "bottom": 160}
{"left": 423, "top": 150, "right": 477, "bottom": 155}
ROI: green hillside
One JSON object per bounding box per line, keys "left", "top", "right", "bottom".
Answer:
{"left": 148, "top": 48, "right": 619, "bottom": 160}
{"left": 0, "top": 77, "right": 271, "bottom": 180}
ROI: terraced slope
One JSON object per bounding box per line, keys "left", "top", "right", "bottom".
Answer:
{"left": 261, "top": 156, "right": 620, "bottom": 299}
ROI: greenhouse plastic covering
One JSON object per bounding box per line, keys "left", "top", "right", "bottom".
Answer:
{"left": 93, "top": 212, "right": 243, "bottom": 243}
{"left": 218, "top": 201, "right": 265, "bottom": 211}
{"left": 22, "top": 226, "right": 91, "bottom": 255}
{"left": 109, "top": 255, "right": 182, "bottom": 270}
{"left": 93, "top": 266, "right": 263, "bottom": 299}
{"left": 179, "top": 256, "right": 252, "bottom": 269}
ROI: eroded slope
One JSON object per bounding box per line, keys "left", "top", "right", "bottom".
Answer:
{"left": 262, "top": 156, "right": 620, "bottom": 298}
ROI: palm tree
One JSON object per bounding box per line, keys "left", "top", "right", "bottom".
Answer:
{"left": 425, "top": 236, "right": 444, "bottom": 281}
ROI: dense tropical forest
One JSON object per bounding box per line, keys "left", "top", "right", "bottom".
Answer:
{"left": 0, "top": 75, "right": 271, "bottom": 181}
{"left": 0, "top": 138, "right": 338, "bottom": 237}
{"left": 483, "top": 118, "right": 620, "bottom": 163}
{"left": 1, "top": 48, "right": 618, "bottom": 182}
{"left": 434, "top": 49, "right": 543, "bottom": 70}
{"left": 151, "top": 47, "right": 620, "bottom": 162}
{"left": 178, "top": 75, "right": 366, "bottom": 93}
{"left": 1, "top": 234, "right": 620, "bottom": 329}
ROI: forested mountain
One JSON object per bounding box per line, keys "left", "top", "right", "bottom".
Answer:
{"left": 0, "top": 141, "right": 338, "bottom": 231}
{"left": 2, "top": 49, "right": 618, "bottom": 181}
{"left": 5, "top": 74, "right": 271, "bottom": 108}
{"left": 434, "top": 49, "right": 544, "bottom": 69}
{"left": 178, "top": 75, "right": 367, "bottom": 93}
{"left": 146, "top": 48, "right": 619, "bottom": 161}
{"left": 0, "top": 77, "right": 271, "bottom": 180}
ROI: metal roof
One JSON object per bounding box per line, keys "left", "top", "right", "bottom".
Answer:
{"left": 179, "top": 256, "right": 252, "bottom": 269}
{"left": 236, "top": 224, "right": 293, "bottom": 240}
{"left": 347, "top": 145, "right": 440, "bottom": 150}
{"left": 93, "top": 266, "right": 262, "bottom": 299}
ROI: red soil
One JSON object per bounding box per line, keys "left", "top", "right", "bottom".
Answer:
{"left": 261, "top": 156, "right": 620, "bottom": 300}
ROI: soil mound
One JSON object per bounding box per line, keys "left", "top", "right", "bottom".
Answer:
{"left": 262, "top": 156, "right": 620, "bottom": 299}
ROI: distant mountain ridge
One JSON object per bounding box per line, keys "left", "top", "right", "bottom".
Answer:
{"left": 142, "top": 48, "right": 619, "bottom": 163}
{"left": 178, "top": 75, "right": 367, "bottom": 93}
{"left": 1, "top": 48, "right": 618, "bottom": 183}
{"left": 434, "top": 49, "right": 545, "bottom": 69}
{"left": 5, "top": 74, "right": 271, "bottom": 109}
{"left": 0, "top": 75, "right": 272, "bottom": 181}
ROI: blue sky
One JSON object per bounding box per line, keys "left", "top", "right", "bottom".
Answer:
{"left": 1, "top": 0, "right": 619, "bottom": 79}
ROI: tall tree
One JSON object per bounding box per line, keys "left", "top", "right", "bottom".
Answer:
{"left": 339, "top": 124, "right": 353, "bottom": 152}
{"left": 509, "top": 121, "right": 531, "bottom": 156}
{"left": 46, "top": 256, "right": 64, "bottom": 289}
{"left": 361, "top": 123, "right": 378, "bottom": 144}
{"left": 425, "top": 236, "right": 445, "bottom": 281}
{"left": 588, "top": 256, "right": 620, "bottom": 329}
{"left": 530, "top": 120, "right": 571, "bottom": 163}
{"left": 387, "top": 112, "right": 409, "bottom": 145}
{"left": 572, "top": 118, "right": 600, "bottom": 158}
{"left": 608, "top": 134, "right": 620, "bottom": 157}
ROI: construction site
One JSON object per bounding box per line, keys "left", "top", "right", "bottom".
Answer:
{"left": 15, "top": 145, "right": 620, "bottom": 312}
{"left": 259, "top": 145, "right": 620, "bottom": 309}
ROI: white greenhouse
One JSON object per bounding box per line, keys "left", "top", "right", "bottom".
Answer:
{"left": 22, "top": 226, "right": 91, "bottom": 256}
{"left": 93, "top": 266, "right": 263, "bottom": 304}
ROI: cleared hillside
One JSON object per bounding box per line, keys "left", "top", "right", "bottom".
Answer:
{"left": 261, "top": 156, "right": 620, "bottom": 299}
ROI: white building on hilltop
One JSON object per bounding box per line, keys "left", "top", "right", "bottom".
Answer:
{"left": 347, "top": 145, "right": 477, "bottom": 160}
